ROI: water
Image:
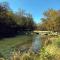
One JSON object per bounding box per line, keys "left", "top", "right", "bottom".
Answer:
{"left": 14, "top": 34, "right": 42, "bottom": 53}
{"left": 15, "top": 34, "right": 42, "bottom": 53}
{"left": 32, "top": 34, "right": 42, "bottom": 53}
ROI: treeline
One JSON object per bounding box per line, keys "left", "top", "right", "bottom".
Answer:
{"left": 0, "top": 2, "right": 36, "bottom": 38}
{"left": 39, "top": 9, "right": 60, "bottom": 32}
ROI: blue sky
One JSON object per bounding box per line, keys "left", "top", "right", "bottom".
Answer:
{"left": 0, "top": 0, "right": 60, "bottom": 23}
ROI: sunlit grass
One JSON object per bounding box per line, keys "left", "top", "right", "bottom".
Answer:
{"left": 0, "top": 35, "right": 33, "bottom": 59}
{"left": 0, "top": 35, "right": 60, "bottom": 60}
{"left": 9, "top": 36, "right": 60, "bottom": 60}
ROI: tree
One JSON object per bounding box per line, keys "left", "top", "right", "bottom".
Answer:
{"left": 39, "top": 9, "right": 60, "bottom": 32}
{"left": 0, "top": 2, "right": 17, "bottom": 37}
{"left": 0, "top": 2, "right": 36, "bottom": 38}
{"left": 15, "top": 10, "right": 35, "bottom": 31}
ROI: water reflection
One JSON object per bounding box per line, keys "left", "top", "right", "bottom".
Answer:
{"left": 32, "top": 34, "right": 42, "bottom": 53}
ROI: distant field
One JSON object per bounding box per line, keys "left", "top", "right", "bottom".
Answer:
{"left": 0, "top": 35, "right": 33, "bottom": 58}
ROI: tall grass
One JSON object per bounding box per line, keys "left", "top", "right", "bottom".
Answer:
{"left": 9, "top": 36, "right": 60, "bottom": 60}
{"left": 0, "top": 35, "right": 60, "bottom": 60}
{"left": 0, "top": 35, "right": 33, "bottom": 59}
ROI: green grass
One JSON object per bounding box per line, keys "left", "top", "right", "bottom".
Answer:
{"left": 0, "top": 34, "right": 60, "bottom": 60}
{"left": 0, "top": 35, "right": 33, "bottom": 58}
{"left": 53, "top": 37, "right": 60, "bottom": 48}
{"left": 39, "top": 37, "right": 60, "bottom": 60}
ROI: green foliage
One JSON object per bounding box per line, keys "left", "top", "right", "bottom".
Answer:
{"left": 0, "top": 2, "right": 36, "bottom": 38}
{"left": 15, "top": 11, "right": 35, "bottom": 31}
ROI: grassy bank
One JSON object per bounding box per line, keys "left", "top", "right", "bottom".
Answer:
{"left": 0, "top": 34, "right": 60, "bottom": 60}
{"left": 0, "top": 35, "right": 33, "bottom": 59}
{"left": 39, "top": 36, "right": 60, "bottom": 60}
{"left": 8, "top": 36, "right": 60, "bottom": 60}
